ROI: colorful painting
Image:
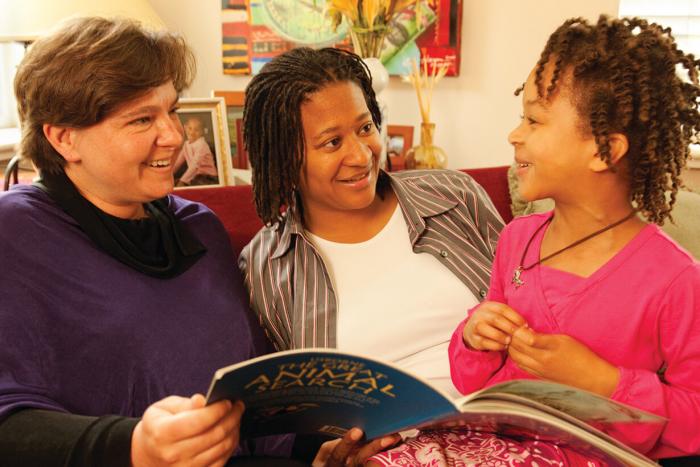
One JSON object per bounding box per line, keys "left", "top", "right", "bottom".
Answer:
{"left": 221, "top": 0, "right": 463, "bottom": 76}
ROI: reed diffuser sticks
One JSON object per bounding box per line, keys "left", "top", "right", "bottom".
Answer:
{"left": 403, "top": 59, "right": 450, "bottom": 169}
{"left": 404, "top": 59, "right": 449, "bottom": 124}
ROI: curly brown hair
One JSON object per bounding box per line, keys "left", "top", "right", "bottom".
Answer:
{"left": 521, "top": 15, "right": 700, "bottom": 224}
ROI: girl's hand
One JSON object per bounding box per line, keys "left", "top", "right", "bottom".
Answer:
{"left": 463, "top": 301, "right": 528, "bottom": 351}
{"left": 508, "top": 327, "right": 620, "bottom": 396}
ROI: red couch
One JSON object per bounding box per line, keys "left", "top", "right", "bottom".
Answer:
{"left": 177, "top": 166, "right": 512, "bottom": 256}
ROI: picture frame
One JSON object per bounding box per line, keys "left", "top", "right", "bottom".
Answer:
{"left": 234, "top": 118, "right": 248, "bottom": 171}
{"left": 175, "top": 97, "right": 233, "bottom": 188}
{"left": 212, "top": 90, "right": 248, "bottom": 170}
{"left": 386, "top": 125, "right": 414, "bottom": 172}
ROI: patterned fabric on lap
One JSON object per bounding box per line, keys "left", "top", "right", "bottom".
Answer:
{"left": 368, "top": 429, "right": 603, "bottom": 467}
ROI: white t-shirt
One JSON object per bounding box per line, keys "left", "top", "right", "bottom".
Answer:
{"left": 306, "top": 205, "right": 479, "bottom": 399}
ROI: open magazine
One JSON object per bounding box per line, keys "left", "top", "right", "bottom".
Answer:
{"left": 206, "top": 349, "right": 663, "bottom": 466}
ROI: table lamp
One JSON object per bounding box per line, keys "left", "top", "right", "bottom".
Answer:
{"left": 0, "top": 0, "right": 165, "bottom": 42}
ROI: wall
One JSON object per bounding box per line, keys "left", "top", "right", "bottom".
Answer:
{"left": 150, "top": 0, "right": 620, "bottom": 169}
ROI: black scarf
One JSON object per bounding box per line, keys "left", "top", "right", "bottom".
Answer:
{"left": 34, "top": 170, "right": 206, "bottom": 278}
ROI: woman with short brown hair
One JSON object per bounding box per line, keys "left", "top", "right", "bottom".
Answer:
{"left": 0, "top": 16, "right": 290, "bottom": 466}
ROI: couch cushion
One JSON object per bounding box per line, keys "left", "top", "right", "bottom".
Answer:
{"left": 176, "top": 167, "right": 513, "bottom": 255}
{"left": 461, "top": 166, "right": 513, "bottom": 223}
{"left": 175, "top": 185, "right": 263, "bottom": 256}
{"left": 661, "top": 190, "right": 700, "bottom": 259}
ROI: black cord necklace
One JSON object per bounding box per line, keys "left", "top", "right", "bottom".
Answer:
{"left": 511, "top": 210, "right": 637, "bottom": 288}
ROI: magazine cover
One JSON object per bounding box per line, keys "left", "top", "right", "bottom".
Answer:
{"left": 206, "top": 349, "right": 661, "bottom": 441}
{"left": 206, "top": 349, "right": 458, "bottom": 439}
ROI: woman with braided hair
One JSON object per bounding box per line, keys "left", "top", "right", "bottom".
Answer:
{"left": 370, "top": 14, "right": 700, "bottom": 466}
{"left": 239, "top": 46, "right": 504, "bottom": 465}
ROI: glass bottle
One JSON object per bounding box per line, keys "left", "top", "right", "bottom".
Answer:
{"left": 349, "top": 26, "right": 388, "bottom": 59}
{"left": 405, "top": 122, "right": 447, "bottom": 170}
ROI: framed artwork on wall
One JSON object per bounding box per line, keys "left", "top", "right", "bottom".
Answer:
{"left": 212, "top": 90, "right": 247, "bottom": 170}
{"left": 386, "top": 125, "right": 414, "bottom": 172}
{"left": 221, "top": 0, "right": 463, "bottom": 76}
{"left": 175, "top": 97, "right": 233, "bottom": 188}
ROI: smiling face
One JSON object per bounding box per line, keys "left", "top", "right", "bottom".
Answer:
{"left": 62, "top": 81, "right": 184, "bottom": 218}
{"left": 298, "top": 81, "right": 383, "bottom": 224}
{"left": 508, "top": 63, "right": 598, "bottom": 203}
{"left": 184, "top": 117, "right": 204, "bottom": 143}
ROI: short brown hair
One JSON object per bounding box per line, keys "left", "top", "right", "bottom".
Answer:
{"left": 14, "top": 16, "right": 196, "bottom": 174}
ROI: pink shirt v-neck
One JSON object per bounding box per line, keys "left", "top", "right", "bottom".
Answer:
{"left": 539, "top": 265, "right": 586, "bottom": 309}
{"left": 449, "top": 212, "right": 700, "bottom": 459}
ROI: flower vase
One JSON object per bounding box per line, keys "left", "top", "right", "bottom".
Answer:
{"left": 405, "top": 122, "right": 447, "bottom": 170}
{"left": 349, "top": 27, "right": 391, "bottom": 171}
{"left": 349, "top": 27, "right": 389, "bottom": 95}
{"left": 349, "top": 26, "right": 387, "bottom": 60}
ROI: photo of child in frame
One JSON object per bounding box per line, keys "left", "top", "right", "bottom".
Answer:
{"left": 387, "top": 135, "right": 404, "bottom": 159}
{"left": 385, "top": 125, "right": 413, "bottom": 172}
{"left": 174, "top": 111, "right": 220, "bottom": 187}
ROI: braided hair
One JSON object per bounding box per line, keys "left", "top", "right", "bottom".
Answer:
{"left": 243, "top": 47, "right": 382, "bottom": 225}
{"left": 521, "top": 15, "right": 700, "bottom": 224}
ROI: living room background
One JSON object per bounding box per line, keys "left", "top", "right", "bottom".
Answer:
{"left": 149, "top": 0, "right": 620, "bottom": 171}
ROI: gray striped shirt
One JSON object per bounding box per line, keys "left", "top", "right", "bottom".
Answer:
{"left": 239, "top": 169, "right": 504, "bottom": 351}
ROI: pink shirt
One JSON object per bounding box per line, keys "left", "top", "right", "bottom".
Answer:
{"left": 174, "top": 137, "right": 218, "bottom": 184}
{"left": 449, "top": 212, "right": 700, "bottom": 459}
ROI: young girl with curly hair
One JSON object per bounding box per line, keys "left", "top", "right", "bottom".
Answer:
{"left": 370, "top": 14, "right": 700, "bottom": 466}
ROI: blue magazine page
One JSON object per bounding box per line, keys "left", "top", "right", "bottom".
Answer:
{"left": 206, "top": 348, "right": 458, "bottom": 439}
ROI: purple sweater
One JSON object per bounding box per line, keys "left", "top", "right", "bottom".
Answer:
{"left": 0, "top": 185, "right": 267, "bottom": 421}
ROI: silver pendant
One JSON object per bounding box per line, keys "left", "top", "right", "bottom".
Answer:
{"left": 512, "top": 266, "right": 524, "bottom": 288}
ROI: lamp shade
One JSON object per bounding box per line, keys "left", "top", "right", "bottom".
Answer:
{"left": 0, "top": 0, "right": 165, "bottom": 42}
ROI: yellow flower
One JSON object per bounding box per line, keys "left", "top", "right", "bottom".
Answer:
{"left": 393, "top": 0, "right": 416, "bottom": 13}
{"left": 362, "top": 0, "right": 382, "bottom": 29}
{"left": 322, "top": 0, "right": 424, "bottom": 43}
{"left": 326, "top": 6, "right": 346, "bottom": 31}
{"left": 327, "top": 0, "right": 358, "bottom": 22}
{"left": 382, "top": 0, "right": 416, "bottom": 24}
